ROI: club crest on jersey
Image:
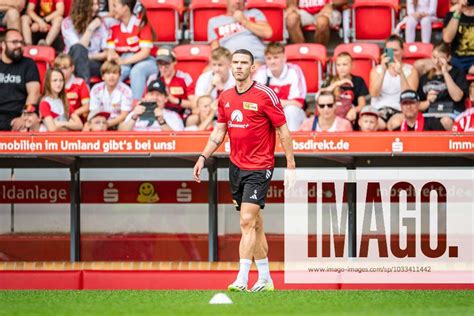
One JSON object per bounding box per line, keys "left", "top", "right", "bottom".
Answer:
{"left": 225, "top": 102, "right": 230, "bottom": 108}
{"left": 243, "top": 102, "right": 258, "bottom": 111}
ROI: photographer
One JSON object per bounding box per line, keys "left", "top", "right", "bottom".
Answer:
{"left": 119, "top": 79, "right": 184, "bottom": 132}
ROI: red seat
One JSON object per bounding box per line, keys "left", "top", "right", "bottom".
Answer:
{"left": 187, "top": 0, "right": 227, "bottom": 43}
{"left": 141, "top": 0, "right": 184, "bottom": 44}
{"left": 332, "top": 43, "right": 380, "bottom": 87}
{"left": 173, "top": 44, "right": 212, "bottom": 83}
{"left": 23, "top": 45, "right": 56, "bottom": 90}
{"left": 403, "top": 42, "right": 433, "bottom": 65}
{"left": 63, "top": 0, "right": 72, "bottom": 16}
{"left": 246, "top": 0, "right": 286, "bottom": 42}
{"left": 285, "top": 44, "right": 327, "bottom": 94}
{"left": 352, "top": 0, "right": 399, "bottom": 42}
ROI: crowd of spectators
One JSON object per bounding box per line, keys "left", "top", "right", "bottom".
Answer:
{"left": 0, "top": 0, "right": 472, "bottom": 133}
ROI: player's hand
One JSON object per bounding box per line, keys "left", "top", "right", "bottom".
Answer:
{"left": 346, "top": 107, "right": 357, "bottom": 122}
{"left": 233, "top": 10, "right": 245, "bottom": 23}
{"left": 427, "top": 90, "right": 438, "bottom": 103}
{"left": 193, "top": 156, "right": 206, "bottom": 183}
{"left": 154, "top": 107, "right": 163, "bottom": 118}
{"left": 133, "top": 105, "right": 146, "bottom": 116}
{"left": 284, "top": 167, "right": 296, "bottom": 192}
{"left": 10, "top": 116, "right": 26, "bottom": 131}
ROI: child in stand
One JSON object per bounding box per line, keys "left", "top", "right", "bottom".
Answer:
{"left": 39, "top": 68, "right": 83, "bottom": 131}
{"left": 21, "top": 0, "right": 64, "bottom": 46}
{"left": 54, "top": 53, "right": 90, "bottom": 121}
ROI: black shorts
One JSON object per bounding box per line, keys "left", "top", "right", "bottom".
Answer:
{"left": 229, "top": 161, "right": 273, "bottom": 211}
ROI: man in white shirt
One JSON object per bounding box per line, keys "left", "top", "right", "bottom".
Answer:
{"left": 119, "top": 78, "right": 184, "bottom": 132}
{"left": 254, "top": 42, "right": 307, "bottom": 131}
{"left": 195, "top": 47, "right": 235, "bottom": 102}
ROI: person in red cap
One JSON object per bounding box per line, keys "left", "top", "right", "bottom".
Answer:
{"left": 83, "top": 109, "right": 110, "bottom": 131}
{"left": 19, "top": 103, "right": 41, "bottom": 132}
{"left": 358, "top": 105, "right": 379, "bottom": 132}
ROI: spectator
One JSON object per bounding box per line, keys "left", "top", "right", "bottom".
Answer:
{"left": 453, "top": 107, "right": 474, "bottom": 131}
{"left": 396, "top": 89, "right": 446, "bottom": 131}
{"left": 54, "top": 53, "right": 90, "bottom": 120}
{"left": 207, "top": 0, "right": 272, "bottom": 65}
{"left": 320, "top": 52, "right": 368, "bottom": 123}
{"left": 418, "top": 42, "right": 466, "bottom": 130}
{"left": 0, "top": 0, "right": 24, "bottom": 30}
{"left": 358, "top": 105, "right": 379, "bottom": 132}
{"left": 195, "top": 47, "right": 235, "bottom": 101}
{"left": 185, "top": 95, "right": 217, "bottom": 131}
{"left": 443, "top": 0, "right": 474, "bottom": 74}
{"left": 299, "top": 91, "right": 353, "bottom": 131}
{"left": 39, "top": 68, "right": 83, "bottom": 131}
{"left": 21, "top": 0, "right": 64, "bottom": 46}
{"left": 286, "top": 0, "right": 346, "bottom": 45}
{"left": 369, "top": 34, "right": 419, "bottom": 130}
{"left": 398, "top": 0, "right": 438, "bottom": 43}
{"left": 89, "top": 60, "right": 132, "bottom": 129}
{"left": 83, "top": 109, "right": 110, "bottom": 131}
{"left": 468, "top": 80, "right": 474, "bottom": 108}
{"left": 119, "top": 78, "right": 184, "bottom": 131}
{"left": 19, "top": 103, "right": 41, "bottom": 132}
{"left": 147, "top": 46, "right": 195, "bottom": 118}
{"left": 106, "top": 0, "right": 157, "bottom": 102}
{"left": 254, "top": 42, "right": 307, "bottom": 131}
{"left": 0, "top": 29, "right": 40, "bottom": 131}
{"left": 61, "top": 0, "right": 110, "bottom": 84}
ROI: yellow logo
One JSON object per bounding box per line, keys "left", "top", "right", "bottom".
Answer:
{"left": 243, "top": 102, "right": 258, "bottom": 111}
{"left": 170, "top": 86, "right": 184, "bottom": 95}
{"left": 137, "top": 182, "right": 159, "bottom": 203}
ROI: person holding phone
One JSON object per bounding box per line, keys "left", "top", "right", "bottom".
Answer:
{"left": 417, "top": 42, "right": 467, "bottom": 130}
{"left": 119, "top": 78, "right": 184, "bottom": 131}
{"left": 369, "top": 34, "right": 419, "bottom": 130}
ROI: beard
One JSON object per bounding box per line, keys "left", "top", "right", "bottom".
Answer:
{"left": 6, "top": 47, "right": 23, "bottom": 63}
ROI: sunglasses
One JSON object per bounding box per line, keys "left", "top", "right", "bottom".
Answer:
{"left": 318, "top": 103, "right": 334, "bottom": 109}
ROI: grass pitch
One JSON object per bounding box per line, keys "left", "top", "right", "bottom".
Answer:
{"left": 0, "top": 290, "right": 472, "bottom": 316}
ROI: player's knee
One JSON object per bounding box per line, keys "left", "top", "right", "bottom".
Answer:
{"left": 240, "top": 213, "right": 257, "bottom": 231}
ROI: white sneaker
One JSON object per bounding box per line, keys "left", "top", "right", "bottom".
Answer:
{"left": 250, "top": 279, "right": 274, "bottom": 292}
{"left": 227, "top": 279, "right": 248, "bottom": 292}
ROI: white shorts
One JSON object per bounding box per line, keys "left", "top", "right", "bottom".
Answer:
{"left": 298, "top": 9, "right": 342, "bottom": 28}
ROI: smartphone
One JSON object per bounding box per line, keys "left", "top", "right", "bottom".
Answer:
{"left": 384, "top": 48, "right": 394, "bottom": 64}
{"left": 140, "top": 101, "right": 157, "bottom": 123}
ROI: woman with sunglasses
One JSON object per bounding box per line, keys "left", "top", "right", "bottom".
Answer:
{"left": 299, "top": 91, "right": 353, "bottom": 131}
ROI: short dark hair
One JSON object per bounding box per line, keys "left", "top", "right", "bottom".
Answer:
{"left": 232, "top": 49, "right": 254, "bottom": 65}
{"left": 385, "top": 34, "right": 404, "bottom": 49}
{"left": 265, "top": 42, "right": 285, "bottom": 55}
{"left": 317, "top": 90, "right": 335, "bottom": 103}
{"left": 3, "top": 28, "right": 22, "bottom": 40}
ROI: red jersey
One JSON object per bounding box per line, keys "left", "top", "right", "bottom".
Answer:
{"left": 453, "top": 108, "right": 474, "bottom": 132}
{"left": 217, "top": 82, "right": 286, "bottom": 170}
{"left": 299, "top": 0, "right": 328, "bottom": 15}
{"left": 106, "top": 15, "right": 153, "bottom": 55}
{"left": 65, "top": 76, "right": 90, "bottom": 114}
{"left": 147, "top": 70, "right": 195, "bottom": 115}
{"left": 29, "top": 0, "right": 63, "bottom": 17}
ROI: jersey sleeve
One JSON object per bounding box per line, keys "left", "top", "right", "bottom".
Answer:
{"left": 138, "top": 24, "right": 153, "bottom": 49}
{"left": 217, "top": 95, "right": 226, "bottom": 123}
{"left": 39, "top": 100, "right": 52, "bottom": 118}
{"left": 262, "top": 89, "right": 286, "bottom": 128}
{"left": 80, "top": 81, "right": 90, "bottom": 105}
{"left": 25, "top": 59, "right": 40, "bottom": 83}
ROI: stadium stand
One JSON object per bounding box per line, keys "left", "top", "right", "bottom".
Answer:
{"left": 186, "top": 0, "right": 227, "bottom": 43}
{"left": 285, "top": 44, "right": 327, "bottom": 94}
{"left": 332, "top": 42, "right": 380, "bottom": 87}
{"left": 23, "top": 45, "right": 56, "bottom": 90}
{"left": 246, "top": 0, "right": 287, "bottom": 42}
{"left": 402, "top": 42, "right": 433, "bottom": 65}
{"left": 173, "top": 44, "right": 211, "bottom": 83}
{"left": 351, "top": 0, "right": 399, "bottom": 42}
{"left": 141, "top": 0, "right": 185, "bottom": 44}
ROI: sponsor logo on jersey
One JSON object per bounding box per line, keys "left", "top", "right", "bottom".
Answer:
{"left": 243, "top": 102, "right": 258, "bottom": 111}
{"left": 228, "top": 110, "right": 249, "bottom": 128}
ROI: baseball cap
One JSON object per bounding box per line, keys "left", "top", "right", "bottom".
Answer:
{"left": 23, "top": 104, "right": 39, "bottom": 115}
{"left": 400, "top": 90, "right": 420, "bottom": 104}
{"left": 147, "top": 78, "right": 167, "bottom": 95}
{"left": 359, "top": 105, "right": 379, "bottom": 118}
{"left": 155, "top": 46, "right": 176, "bottom": 63}
{"left": 87, "top": 109, "right": 110, "bottom": 121}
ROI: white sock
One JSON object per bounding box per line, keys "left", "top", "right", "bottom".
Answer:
{"left": 256, "top": 257, "right": 272, "bottom": 282}
{"left": 236, "top": 259, "right": 252, "bottom": 284}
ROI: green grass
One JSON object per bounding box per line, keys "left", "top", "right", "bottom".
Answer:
{"left": 0, "top": 290, "right": 472, "bottom": 316}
